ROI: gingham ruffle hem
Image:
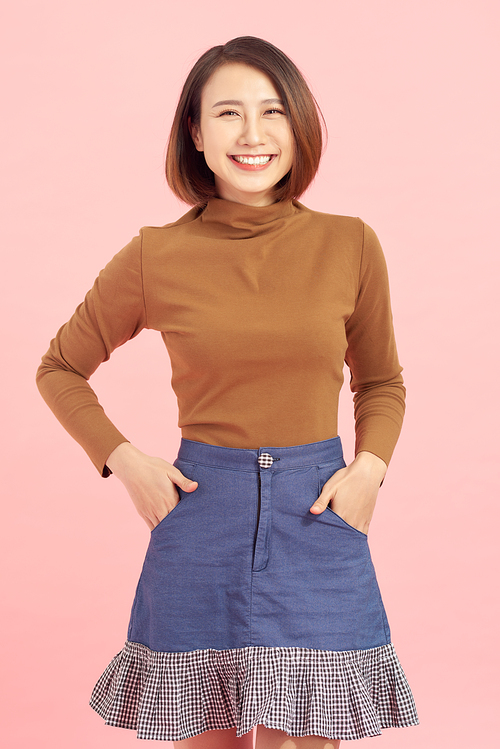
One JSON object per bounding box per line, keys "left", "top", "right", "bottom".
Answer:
{"left": 89, "top": 640, "right": 419, "bottom": 741}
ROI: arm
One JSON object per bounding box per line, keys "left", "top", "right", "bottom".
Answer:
{"left": 36, "top": 233, "right": 147, "bottom": 476}
{"left": 36, "top": 232, "right": 198, "bottom": 526}
{"left": 310, "top": 221, "right": 405, "bottom": 532}
{"left": 344, "top": 221, "right": 406, "bottom": 465}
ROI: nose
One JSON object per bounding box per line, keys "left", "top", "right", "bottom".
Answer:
{"left": 238, "top": 115, "right": 267, "bottom": 147}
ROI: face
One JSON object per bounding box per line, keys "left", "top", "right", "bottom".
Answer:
{"left": 190, "top": 63, "right": 294, "bottom": 207}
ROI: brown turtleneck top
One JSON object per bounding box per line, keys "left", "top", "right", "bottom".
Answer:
{"left": 36, "top": 198, "right": 405, "bottom": 476}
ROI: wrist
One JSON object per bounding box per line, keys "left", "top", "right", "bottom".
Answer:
{"left": 106, "top": 441, "right": 138, "bottom": 476}
{"left": 353, "top": 451, "right": 387, "bottom": 484}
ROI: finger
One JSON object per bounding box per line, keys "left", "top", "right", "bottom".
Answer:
{"left": 148, "top": 504, "right": 173, "bottom": 530}
{"left": 168, "top": 467, "right": 198, "bottom": 492}
{"left": 309, "top": 489, "right": 332, "bottom": 515}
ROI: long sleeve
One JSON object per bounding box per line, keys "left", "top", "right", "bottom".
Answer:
{"left": 344, "top": 222, "right": 406, "bottom": 465}
{"left": 36, "top": 233, "right": 147, "bottom": 476}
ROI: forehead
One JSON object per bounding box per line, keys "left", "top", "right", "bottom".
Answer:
{"left": 201, "top": 63, "right": 280, "bottom": 106}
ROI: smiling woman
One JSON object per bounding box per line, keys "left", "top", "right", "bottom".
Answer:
{"left": 189, "top": 64, "right": 294, "bottom": 206}
{"left": 36, "top": 35, "right": 418, "bottom": 749}
{"left": 166, "top": 37, "right": 323, "bottom": 206}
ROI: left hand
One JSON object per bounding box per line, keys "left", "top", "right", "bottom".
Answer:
{"left": 309, "top": 451, "right": 388, "bottom": 534}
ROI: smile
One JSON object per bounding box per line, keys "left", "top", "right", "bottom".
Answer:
{"left": 229, "top": 154, "right": 276, "bottom": 171}
{"left": 232, "top": 155, "right": 273, "bottom": 165}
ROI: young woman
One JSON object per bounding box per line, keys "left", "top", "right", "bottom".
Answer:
{"left": 37, "top": 36, "right": 418, "bottom": 749}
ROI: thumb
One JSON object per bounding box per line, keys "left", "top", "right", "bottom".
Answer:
{"left": 310, "top": 488, "right": 332, "bottom": 515}
{"left": 170, "top": 467, "right": 198, "bottom": 493}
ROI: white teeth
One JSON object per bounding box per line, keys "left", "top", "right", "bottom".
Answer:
{"left": 233, "top": 155, "right": 272, "bottom": 165}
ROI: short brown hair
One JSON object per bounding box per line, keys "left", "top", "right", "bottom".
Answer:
{"left": 166, "top": 37, "right": 325, "bottom": 205}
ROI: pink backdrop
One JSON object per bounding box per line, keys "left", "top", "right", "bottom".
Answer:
{"left": 2, "top": 1, "right": 499, "bottom": 746}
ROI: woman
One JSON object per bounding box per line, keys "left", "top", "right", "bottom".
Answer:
{"left": 37, "top": 36, "right": 418, "bottom": 748}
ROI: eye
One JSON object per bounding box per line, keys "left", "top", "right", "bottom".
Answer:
{"left": 264, "top": 108, "right": 286, "bottom": 116}
{"left": 217, "top": 109, "right": 240, "bottom": 117}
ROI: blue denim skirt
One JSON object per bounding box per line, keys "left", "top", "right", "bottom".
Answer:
{"left": 90, "top": 437, "right": 418, "bottom": 741}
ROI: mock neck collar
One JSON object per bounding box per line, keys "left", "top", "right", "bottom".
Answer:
{"left": 199, "top": 197, "right": 296, "bottom": 238}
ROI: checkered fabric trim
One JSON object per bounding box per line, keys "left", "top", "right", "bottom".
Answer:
{"left": 90, "top": 641, "right": 418, "bottom": 741}
{"left": 258, "top": 453, "right": 274, "bottom": 468}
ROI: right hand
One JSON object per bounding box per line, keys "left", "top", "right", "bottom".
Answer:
{"left": 106, "top": 442, "right": 198, "bottom": 530}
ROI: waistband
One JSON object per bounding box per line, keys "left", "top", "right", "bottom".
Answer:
{"left": 177, "top": 436, "right": 344, "bottom": 472}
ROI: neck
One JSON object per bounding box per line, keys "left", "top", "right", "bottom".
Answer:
{"left": 199, "top": 197, "right": 296, "bottom": 238}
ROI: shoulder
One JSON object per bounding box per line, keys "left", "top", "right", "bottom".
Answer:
{"left": 139, "top": 205, "right": 201, "bottom": 247}
{"left": 296, "top": 202, "right": 385, "bottom": 254}
{"left": 90, "top": 207, "right": 200, "bottom": 290}
{"left": 292, "top": 203, "right": 376, "bottom": 273}
{"left": 292, "top": 201, "right": 365, "bottom": 244}
{"left": 293, "top": 204, "right": 390, "bottom": 284}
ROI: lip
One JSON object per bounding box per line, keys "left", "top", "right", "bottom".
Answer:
{"left": 229, "top": 154, "right": 277, "bottom": 171}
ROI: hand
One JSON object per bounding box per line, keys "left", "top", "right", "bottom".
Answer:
{"left": 309, "top": 451, "right": 387, "bottom": 534}
{"left": 106, "top": 442, "right": 198, "bottom": 530}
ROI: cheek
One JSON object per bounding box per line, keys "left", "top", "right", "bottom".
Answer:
{"left": 281, "top": 138, "right": 294, "bottom": 171}
{"left": 279, "top": 127, "right": 294, "bottom": 163}
{"left": 202, "top": 128, "right": 228, "bottom": 162}
{"left": 199, "top": 135, "right": 230, "bottom": 179}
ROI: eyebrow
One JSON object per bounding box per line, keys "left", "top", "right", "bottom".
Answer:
{"left": 211, "top": 98, "right": 284, "bottom": 108}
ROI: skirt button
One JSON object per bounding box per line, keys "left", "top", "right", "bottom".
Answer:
{"left": 258, "top": 453, "right": 274, "bottom": 468}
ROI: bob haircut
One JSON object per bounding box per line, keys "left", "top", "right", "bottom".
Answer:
{"left": 166, "top": 36, "right": 325, "bottom": 205}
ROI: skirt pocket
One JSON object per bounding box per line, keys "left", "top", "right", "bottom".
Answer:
{"left": 316, "top": 460, "right": 368, "bottom": 537}
{"left": 149, "top": 460, "right": 198, "bottom": 536}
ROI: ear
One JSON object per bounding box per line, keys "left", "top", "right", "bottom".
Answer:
{"left": 188, "top": 117, "right": 203, "bottom": 152}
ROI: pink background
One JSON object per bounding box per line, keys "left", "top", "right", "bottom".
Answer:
{"left": 2, "top": 1, "right": 499, "bottom": 746}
